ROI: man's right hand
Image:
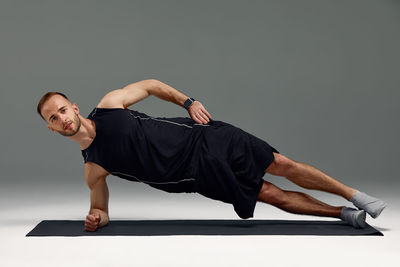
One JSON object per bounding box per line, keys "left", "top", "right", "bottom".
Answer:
{"left": 84, "top": 213, "right": 101, "bottom": 232}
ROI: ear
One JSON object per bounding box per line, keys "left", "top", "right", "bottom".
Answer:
{"left": 72, "top": 103, "right": 79, "bottom": 114}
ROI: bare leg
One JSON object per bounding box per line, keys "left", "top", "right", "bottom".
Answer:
{"left": 286, "top": 160, "right": 356, "bottom": 200}
{"left": 274, "top": 156, "right": 386, "bottom": 219}
{"left": 266, "top": 154, "right": 356, "bottom": 200}
{"left": 257, "top": 180, "right": 344, "bottom": 218}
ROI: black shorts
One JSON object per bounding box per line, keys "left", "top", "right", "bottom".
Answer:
{"left": 192, "top": 121, "right": 279, "bottom": 219}
{"left": 147, "top": 119, "right": 279, "bottom": 219}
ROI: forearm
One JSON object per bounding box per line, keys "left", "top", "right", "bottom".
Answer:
{"left": 152, "top": 80, "right": 189, "bottom": 108}
{"left": 89, "top": 208, "right": 109, "bottom": 227}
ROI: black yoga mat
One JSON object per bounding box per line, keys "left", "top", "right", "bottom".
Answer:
{"left": 26, "top": 220, "right": 383, "bottom": 236}
{"left": 26, "top": 219, "right": 383, "bottom": 236}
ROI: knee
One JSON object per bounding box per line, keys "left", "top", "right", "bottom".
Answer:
{"left": 265, "top": 153, "right": 297, "bottom": 177}
{"left": 257, "top": 180, "right": 286, "bottom": 205}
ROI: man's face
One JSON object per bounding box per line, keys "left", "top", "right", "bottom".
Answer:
{"left": 41, "top": 95, "right": 82, "bottom": 137}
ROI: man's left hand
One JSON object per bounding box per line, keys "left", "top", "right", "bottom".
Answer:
{"left": 188, "top": 101, "right": 212, "bottom": 124}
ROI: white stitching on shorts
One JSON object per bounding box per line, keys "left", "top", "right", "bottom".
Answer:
{"left": 111, "top": 171, "right": 195, "bottom": 184}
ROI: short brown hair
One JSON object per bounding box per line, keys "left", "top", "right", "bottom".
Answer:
{"left": 37, "top": 92, "right": 71, "bottom": 121}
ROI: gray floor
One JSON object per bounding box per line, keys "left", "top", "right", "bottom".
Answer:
{"left": 1, "top": 179, "right": 398, "bottom": 267}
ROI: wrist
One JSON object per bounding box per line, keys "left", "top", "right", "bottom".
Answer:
{"left": 183, "top": 97, "right": 195, "bottom": 110}
{"left": 99, "top": 215, "right": 109, "bottom": 227}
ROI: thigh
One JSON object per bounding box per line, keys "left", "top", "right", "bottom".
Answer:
{"left": 265, "top": 152, "right": 297, "bottom": 176}
{"left": 257, "top": 179, "right": 286, "bottom": 205}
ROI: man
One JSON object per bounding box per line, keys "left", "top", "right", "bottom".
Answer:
{"left": 37, "top": 79, "right": 387, "bottom": 232}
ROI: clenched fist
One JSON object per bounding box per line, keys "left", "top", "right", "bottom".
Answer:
{"left": 85, "top": 213, "right": 101, "bottom": 232}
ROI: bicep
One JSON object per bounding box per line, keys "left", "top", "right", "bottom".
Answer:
{"left": 121, "top": 79, "right": 160, "bottom": 107}
{"left": 98, "top": 80, "right": 155, "bottom": 109}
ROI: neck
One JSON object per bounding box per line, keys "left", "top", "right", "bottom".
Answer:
{"left": 67, "top": 114, "right": 96, "bottom": 150}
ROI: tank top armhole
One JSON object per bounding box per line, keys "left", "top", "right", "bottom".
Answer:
{"left": 88, "top": 107, "right": 126, "bottom": 119}
{"left": 87, "top": 107, "right": 99, "bottom": 119}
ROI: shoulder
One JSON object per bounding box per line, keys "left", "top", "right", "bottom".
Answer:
{"left": 96, "top": 88, "right": 126, "bottom": 109}
{"left": 84, "top": 162, "right": 110, "bottom": 187}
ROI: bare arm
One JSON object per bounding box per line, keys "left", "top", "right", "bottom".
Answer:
{"left": 84, "top": 165, "right": 110, "bottom": 231}
{"left": 98, "top": 79, "right": 212, "bottom": 124}
{"left": 144, "top": 79, "right": 190, "bottom": 108}
{"left": 88, "top": 178, "right": 110, "bottom": 228}
{"left": 122, "top": 79, "right": 189, "bottom": 108}
{"left": 123, "top": 79, "right": 212, "bottom": 123}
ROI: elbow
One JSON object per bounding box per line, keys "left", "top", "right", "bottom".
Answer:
{"left": 148, "top": 78, "right": 162, "bottom": 87}
{"left": 144, "top": 79, "right": 163, "bottom": 95}
{"left": 143, "top": 78, "right": 161, "bottom": 88}
{"left": 146, "top": 78, "right": 160, "bottom": 83}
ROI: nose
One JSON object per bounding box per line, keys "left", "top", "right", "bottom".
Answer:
{"left": 60, "top": 115, "right": 69, "bottom": 126}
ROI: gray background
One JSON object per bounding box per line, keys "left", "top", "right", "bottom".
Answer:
{"left": 1, "top": 0, "right": 398, "bottom": 192}
{"left": 1, "top": 1, "right": 399, "bottom": 266}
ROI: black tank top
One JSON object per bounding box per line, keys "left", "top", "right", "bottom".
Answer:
{"left": 81, "top": 107, "right": 210, "bottom": 185}
{"left": 81, "top": 106, "right": 280, "bottom": 219}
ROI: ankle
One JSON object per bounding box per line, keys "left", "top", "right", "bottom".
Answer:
{"left": 344, "top": 188, "right": 357, "bottom": 201}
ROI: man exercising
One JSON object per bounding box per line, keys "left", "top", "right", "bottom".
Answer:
{"left": 37, "top": 79, "right": 387, "bottom": 232}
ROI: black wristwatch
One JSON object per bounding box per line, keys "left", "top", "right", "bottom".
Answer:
{"left": 183, "top": 97, "right": 195, "bottom": 110}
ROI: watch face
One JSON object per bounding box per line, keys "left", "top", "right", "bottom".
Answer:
{"left": 184, "top": 98, "right": 192, "bottom": 109}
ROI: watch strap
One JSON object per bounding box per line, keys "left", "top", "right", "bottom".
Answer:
{"left": 184, "top": 97, "right": 195, "bottom": 110}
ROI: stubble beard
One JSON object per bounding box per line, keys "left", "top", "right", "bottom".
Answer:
{"left": 59, "top": 115, "right": 81, "bottom": 137}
